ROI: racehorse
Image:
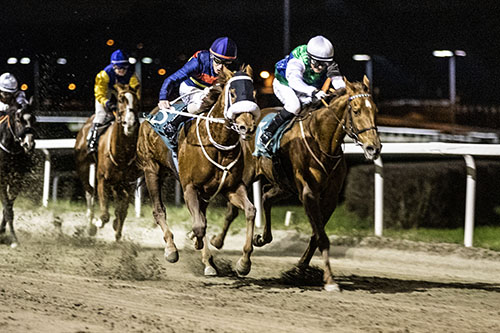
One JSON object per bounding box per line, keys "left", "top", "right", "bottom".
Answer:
{"left": 0, "top": 103, "right": 36, "bottom": 248}
{"left": 74, "top": 83, "right": 140, "bottom": 240}
{"left": 212, "top": 76, "right": 381, "bottom": 291}
{"left": 137, "top": 65, "right": 260, "bottom": 276}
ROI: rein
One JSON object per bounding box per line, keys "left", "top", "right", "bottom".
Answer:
{"left": 0, "top": 112, "right": 31, "bottom": 155}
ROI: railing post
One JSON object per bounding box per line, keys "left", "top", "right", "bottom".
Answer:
{"left": 135, "top": 177, "right": 143, "bottom": 218}
{"left": 374, "top": 156, "right": 384, "bottom": 236}
{"left": 42, "top": 149, "right": 51, "bottom": 207}
{"left": 253, "top": 180, "right": 262, "bottom": 228}
{"left": 463, "top": 155, "right": 476, "bottom": 247}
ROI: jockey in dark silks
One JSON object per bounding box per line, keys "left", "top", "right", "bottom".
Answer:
{"left": 158, "top": 37, "right": 238, "bottom": 141}
{"left": 87, "top": 49, "right": 141, "bottom": 154}
{"left": 0, "top": 73, "right": 28, "bottom": 115}
{"left": 260, "top": 35, "right": 346, "bottom": 152}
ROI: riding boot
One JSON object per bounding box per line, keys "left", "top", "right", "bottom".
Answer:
{"left": 87, "top": 122, "right": 102, "bottom": 154}
{"left": 260, "top": 108, "right": 295, "bottom": 151}
{"left": 162, "top": 114, "right": 190, "bottom": 143}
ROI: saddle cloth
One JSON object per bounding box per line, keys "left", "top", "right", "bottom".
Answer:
{"left": 253, "top": 113, "right": 293, "bottom": 158}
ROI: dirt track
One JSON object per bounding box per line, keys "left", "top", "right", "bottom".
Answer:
{"left": 1, "top": 208, "right": 499, "bottom": 332}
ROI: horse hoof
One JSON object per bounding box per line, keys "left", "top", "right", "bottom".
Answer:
{"left": 10, "top": 242, "right": 18, "bottom": 249}
{"left": 194, "top": 237, "right": 204, "bottom": 250}
{"left": 324, "top": 283, "right": 340, "bottom": 292}
{"left": 204, "top": 266, "right": 217, "bottom": 276}
{"left": 164, "top": 248, "right": 179, "bottom": 263}
{"left": 88, "top": 224, "right": 97, "bottom": 236}
{"left": 253, "top": 234, "right": 269, "bottom": 247}
{"left": 235, "top": 258, "right": 251, "bottom": 276}
{"left": 95, "top": 219, "right": 104, "bottom": 228}
{"left": 210, "top": 235, "right": 223, "bottom": 250}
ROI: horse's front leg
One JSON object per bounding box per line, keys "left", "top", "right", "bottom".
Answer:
{"left": 112, "top": 185, "right": 130, "bottom": 241}
{"left": 1, "top": 184, "right": 18, "bottom": 248}
{"left": 210, "top": 201, "right": 239, "bottom": 249}
{"left": 227, "top": 183, "right": 256, "bottom": 276}
{"left": 300, "top": 182, "right": 339, "bottom": 292}
{"left": 184, "top": 184, "right": 207, "bottom": 249}
{"left": 96, "top": 177, "right": 110, "bottom": 228}
{"left": 144, "top": 168, "right": 178, "bottom": 263}
{"left": 254, "top": 185, "right": 288, "bottom": 247}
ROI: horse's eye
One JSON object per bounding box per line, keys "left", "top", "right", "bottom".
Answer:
{"left": 352, "top": 107, "right": 361, "bottom": 115}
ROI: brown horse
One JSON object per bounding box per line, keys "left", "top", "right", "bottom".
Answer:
{"left": 74, "top": 83, "right": 140, "bottom": 240}
{"left": 213, "top": 76, "right": 381, "bottom": 291}
{"left": 137, "top": 65, "right": 259, "bottom": 276}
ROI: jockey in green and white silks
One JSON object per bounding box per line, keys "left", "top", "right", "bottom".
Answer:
{"left": 260, "top": 36, "right": 345, "bottom": 150}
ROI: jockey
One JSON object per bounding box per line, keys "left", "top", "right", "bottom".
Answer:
{"left": 158, "top": 37, "right": 238, "bottom": 141}
{"left": 88, "top": 49, "right": 141, "bottom": 154}
{"left": 260, "top": 35, "right": 345, "bottom": 150}
{"left": 0, "top": 73, "right": 29, "bottom": 114}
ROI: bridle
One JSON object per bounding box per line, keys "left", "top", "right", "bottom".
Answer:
{"left": 0, "top": 108, "right": 35, "bottom": 154}
{"left": 114, "top": 90, "right": 138, "bottom": 124}
{"left": 342, "top": 93, "right": 378, "bottom": 145}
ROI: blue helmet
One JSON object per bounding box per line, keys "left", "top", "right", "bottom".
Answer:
{"left": 209, "top": 37, "right": 237, "bottom": 61}
{"left": 110, "top": 49, "right": 129, "bottom": 67}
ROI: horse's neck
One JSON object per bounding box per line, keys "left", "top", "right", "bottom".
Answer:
{"left": 202, "top": 98, "right": 236, "bottom": 145}
{"left": 310, "top": 96, "right": 348, "bottom": 154}
{"left": 108, "top": 122, "right": 136, "bottom": 158}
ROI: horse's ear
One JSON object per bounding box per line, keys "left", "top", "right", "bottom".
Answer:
{"left": 343, "top": 76, "right": 353, "bottom": 90}
{"left": 363, "top": 75, "right": 370, "bottom": 92}
{"left": 29, "top": 96, "right": 34, "bottom": 106}
{"left": 245, "top": 64, "right": 253, "bottom": 78}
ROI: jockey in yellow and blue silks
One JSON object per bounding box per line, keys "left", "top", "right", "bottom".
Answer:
{"left": 260, "top": 35, "right": 345, "bottom": 151}
{"left": 158, "top": 37, "right": 237, "bottom": 141}
{"left": 87, "top": 49, "right": 141, "bottom": 154}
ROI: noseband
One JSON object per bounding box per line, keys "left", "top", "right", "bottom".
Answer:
{"left": 343, "top": 93, "right": 378, "bottom": 144}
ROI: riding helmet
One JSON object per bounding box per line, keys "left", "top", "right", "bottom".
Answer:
{"left": 306, "top": 36, "right": 334, "bottom": 62}
{"left": 0, "top": 73, "right": 18, "bottom": 93}
{"left": 110, "top": 49, "right": 130, "bottom": 66}
{"left": 209, "top": 37, "right": 238, "bottom": 60}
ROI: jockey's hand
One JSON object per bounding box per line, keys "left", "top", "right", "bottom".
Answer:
{"left": 105, "top": 100, "right": 117, "bottom": 112}
{"left": 158, "top": 100, "right": 171, "bottom": 110}
{"left": 313, "top": 89, "right": 327, "bottom": 101}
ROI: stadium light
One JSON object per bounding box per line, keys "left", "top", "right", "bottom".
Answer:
{"left": 433, "top": 50, "right": 466, "bottom": 104}
{"left": 56, "top": 58, "right": 67, "bottom": 65}
{"left": 20, "top": 57, "right": 31, "bottom": 65}
{"left": 353, "top": 54, "right": 373, "bottom": 89}
{"left": 7, "top": 57, "right": 17, "bottom": 64}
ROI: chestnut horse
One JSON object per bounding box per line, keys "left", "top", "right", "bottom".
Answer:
{"left": 213, "top": 76, "right": 382, "bottom": 291}
{"left": 0, "top": 103, "right": 36, "bottom": 248}
{"left": 137, "top": 65, "right": 259, "bottom": 276}
{"left": 74, "top": 84, "right": 140, "bottom": 240}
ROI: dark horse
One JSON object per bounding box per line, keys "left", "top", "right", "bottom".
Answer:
{"left": 214, "top": 76, "right": 381, "bottom": 291}
{"left": 0, "top": 103, "right": 36, "bottom": 248}
{"left": 74, "top": 83, "right": 140, "bottom": 240}
{"left": 137, "top": 65, "right": 259, "bottom": 276}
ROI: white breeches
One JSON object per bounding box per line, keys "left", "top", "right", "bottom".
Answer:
{"left": 93, "top": 100, "right": 107, "bottom": 123}
{"left": 179, "top": 81, "right": 207, "bottom": 114}
{"left": 272, "top": 78, "right": 313, "bottom": 115}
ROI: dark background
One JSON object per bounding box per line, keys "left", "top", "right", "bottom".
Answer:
{"left": 2, "top": 0, "right": 500, "bottom": 112}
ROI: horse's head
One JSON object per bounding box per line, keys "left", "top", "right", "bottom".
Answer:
{"left": 343, "top": 76, "right": 382, "bottom": 160}
{"left": 115, "top": 83, "right": 140, "bottom": 136}
{"left": 9, "top": 101, "right": 36, "bottom": 153}
{"left": 218, "top": 65, "right": 260, "bottom": 140}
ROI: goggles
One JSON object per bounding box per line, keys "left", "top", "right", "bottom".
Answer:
{"left": 212, "top": 55, "right": 233, "bottom": 66}
{"left": 310, "top": 58, "right": 331, "bottom": 70}
{"left": 114, "top": 64, "right": 129, "bottom": 70}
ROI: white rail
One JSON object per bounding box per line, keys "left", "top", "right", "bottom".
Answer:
{"left": 36, "top": 139, "right": 500, "bottom": 247}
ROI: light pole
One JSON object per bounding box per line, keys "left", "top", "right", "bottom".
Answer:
{"left": 432, "top": 50, "right": 466, "bottom": 104}
{"left": 353, "top": 54, "right": 372, "bottom": 90}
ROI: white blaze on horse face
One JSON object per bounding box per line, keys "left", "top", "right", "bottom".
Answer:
{"left": 123, "top": 92, "right": 137, "bottom": 135}
{"left": 365, "top": 99, "right": 372, "bottom": 109}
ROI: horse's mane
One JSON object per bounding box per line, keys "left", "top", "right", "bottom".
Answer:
{"left": 298, "top": 87, "right": 347, "bottom": 116}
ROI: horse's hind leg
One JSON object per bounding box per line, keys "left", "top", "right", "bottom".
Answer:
{"left": 227, "top": 183, "right": 256, "bottom": 276}
{"left": 144, "top": 168, "right": 178, "bottom": 263}
{"left": 210, "top": 201, "right": 239, "bottom": 249}
{"left": 85, "top": 190, "right": 97, "bottom": 236}
{"left": 1, "top": 185, "right": 18, "bottom": 248}
{"left": 184, "top": 184, "right": 207, "bottom": 249}
{"left": 253, "top": 185, "right": 288, "bottom": 247}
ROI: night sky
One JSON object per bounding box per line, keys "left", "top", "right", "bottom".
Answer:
{"left": 2, "top": 0, "right": 500, "bottom": 111}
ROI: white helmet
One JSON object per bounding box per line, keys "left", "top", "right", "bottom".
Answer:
{"left": 306, "top": 36, "right": 334, "bottom": 62}
{"left": 0, "top": 73, "right": 18, "bottom": 93}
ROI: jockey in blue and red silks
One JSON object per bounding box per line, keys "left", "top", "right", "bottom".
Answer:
{"left": 158, "top": 37, "right": 238, "bottom": 141}
{"left": 87, "top": 49, "right": 141, "bottom": 154}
